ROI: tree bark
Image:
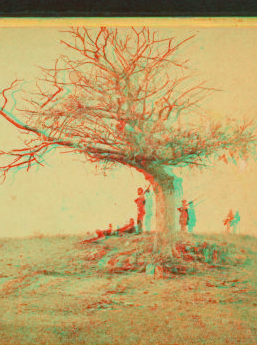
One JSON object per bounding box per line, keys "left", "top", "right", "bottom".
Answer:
{"left": 142, "top": 164, "right": 178, "bottom": 256}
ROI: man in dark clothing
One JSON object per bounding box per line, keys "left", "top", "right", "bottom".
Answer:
{"left": 231, "top": 211, "right": 241, "bottom": 234}
{"left": 135, "top": 187, "right": 146, "bottom": 234}
{"left": 178, "top": 199, "right": 189, "bottom": 232}
{"left": 188, "top": 201, "right": 196, "bottom": 233}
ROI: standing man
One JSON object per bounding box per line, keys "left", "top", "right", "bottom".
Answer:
{"left": 135, "top": 187, "right": 146, "bottom": 234}
{"left": 223, "top": 209, "right": 234, "bottom": 233}
{"left": 144, "top": 188, "right": 153, "bottom": 232}
{"left": 188, "top": 201, "right": 196, "bottom": 233}
{"left": 231, "top": 211, "right": 241, "bottom": 234}
{"left": 178, "top": 199, "right": 189, "bottom": 232}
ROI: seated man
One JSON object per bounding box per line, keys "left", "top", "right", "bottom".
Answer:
{"left": 79, "top": 231, "right": 95, "bottom": 244}
{"left": 95, "top": 229, "right": 105, "bottom": 239}
{"left": 81, "top": 224, "right": 114, "bottom": 243}
{"left": 103, "top": 223, "right": 113, "bottom": 236}
{"left": 95, "top": 223, "right": 113, "bottom": 239}
{"left": 80, "top": 231, "right": 101, "bottom": 244}
{"left": 119, "top": 218, "right": 136, "bottom": 235}
{"left": 112, "top": 219, "right": 136, "bottom": 236}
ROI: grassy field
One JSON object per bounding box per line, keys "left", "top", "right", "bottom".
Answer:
{"left": 0, "top": 232, "right": 257, "bottom": 344}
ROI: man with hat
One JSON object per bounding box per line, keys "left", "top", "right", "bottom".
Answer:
{"left": 178, "top": 199, "right": 189, "bottom": 232}
{"left": 135, "top": 187, "right": 146, "bottom": 234}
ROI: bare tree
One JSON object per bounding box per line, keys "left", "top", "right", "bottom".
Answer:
{"left": 0, "top": 27, "right": 256, "bottom": 254}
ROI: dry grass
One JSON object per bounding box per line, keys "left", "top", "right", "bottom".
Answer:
{"left": 0, "top": 232, "right": 256, "bottom": 344}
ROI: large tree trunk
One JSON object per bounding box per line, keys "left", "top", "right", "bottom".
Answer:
{"left": 143, "top": 164, "right": 179, "bottom": 256}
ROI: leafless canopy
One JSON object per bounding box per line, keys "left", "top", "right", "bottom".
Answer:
{"left": 0, "top": 27, "right": 256, "bottom": 180}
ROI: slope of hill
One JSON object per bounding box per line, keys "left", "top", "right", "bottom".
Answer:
{"left": 0, "top": 232, "right": 256, "bottom": 344}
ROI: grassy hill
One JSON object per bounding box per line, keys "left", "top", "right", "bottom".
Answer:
{"left": 0, "top": 232, "right": 257, "bottom": 344}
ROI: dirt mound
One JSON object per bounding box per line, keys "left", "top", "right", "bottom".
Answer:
{"left": 74, "top": 232, "right": 247, "bottom": 276}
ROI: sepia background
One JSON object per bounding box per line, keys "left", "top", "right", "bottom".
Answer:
{"left": 0, "top": 19, "right": 256, "bottom": 238}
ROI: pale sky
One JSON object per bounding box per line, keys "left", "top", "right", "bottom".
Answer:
{"left": 0, "top": 21, "right": 257, "bottom": 238}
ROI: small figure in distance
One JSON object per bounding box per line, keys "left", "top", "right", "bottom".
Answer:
{"left": 177, "top": 199, "right": 189, "bottom": 232}
{"left": 230, "top": 211, "right": 241, "bottom": 234}
{"left": 223, "top": 209, "right": 234, "bottom": 233}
